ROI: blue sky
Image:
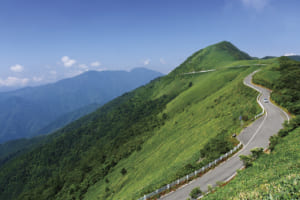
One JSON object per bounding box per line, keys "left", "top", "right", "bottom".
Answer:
{"left": 0, "top": 0, "right": 300, "bottom": 89}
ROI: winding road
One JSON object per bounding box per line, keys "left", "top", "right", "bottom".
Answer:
{"left": 159, "top": 71, "right": 289, "bottom": 200}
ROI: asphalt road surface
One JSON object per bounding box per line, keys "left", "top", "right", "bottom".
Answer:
{"left": 160, "top": 71, "right": 289, "bottom": 200}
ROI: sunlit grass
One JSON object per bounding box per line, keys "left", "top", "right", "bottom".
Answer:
{"left": 84, "top": 66, "right": 263, "bottom": 200}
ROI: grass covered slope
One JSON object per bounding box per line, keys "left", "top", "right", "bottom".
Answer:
{"left": 203, "top": 57, "right": 300, "bottom": 200}
{"left": 203, "top": 127, "right": 300, "bottom": 200}
{"left": 171, "top": 41, "right": 252, "bottom": 75}
{"left": 0, "top": 42, "right": 262, "bottom": 200}
{"left": 84, "top": 67, "right": 263, "bottom": 200}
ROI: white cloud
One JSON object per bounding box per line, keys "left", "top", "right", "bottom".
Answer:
{"left": 65, "top": 70, "right": 87, "bottom": 78}
{"left": 79, "top": 64, "right": 88, "bottom": 69}
{"left": 61, "top": 56, "right": 76, "bottom": 67}
{"left": 143, "top": 59, "right": 150, "bottom": 65}
{"left": 0, "top": 77, "right": 29, "bottom": 87}
{"left": 241, "top": 0, "right": 270, "bottom": 11}
{"left": 72, "top": 70, "right": 85, "bottom": 76}
{"left": 284, "top": 53, "right": 297, "bottom": 56}
{"left": 90, "top": 61, "right": 101, "bottom": 67}
{"left": 49, "top": 70, "right": 57, "bottom": 75}
{"left": 95, "top": 68, "right": 107, "bottom": 72}
{"left": 32, "top": 76, "right": 43, "bottom": 82}
{"left": 160, "top": 58, "right": 166, "bottom": 64}
{"left": 10, "top": 64, "right": 24, "bottom": 73}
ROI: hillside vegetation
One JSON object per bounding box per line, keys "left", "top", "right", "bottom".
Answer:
{"left": 171, "top": 41, "right": 252, "bottom": 75}
{"left": 0, "top": 42, "right": 266, "bottom": 200}
{"left": 203, "top": 57, "right": 300, "bottom": 199}
{"left": 203, "top": 126, "right": 300, "bottom": 200}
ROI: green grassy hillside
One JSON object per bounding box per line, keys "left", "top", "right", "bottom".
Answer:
{"left": 0, "top": 42, "right": 266, "bottom": 200}
{"left": 84, "top": 67, "right": 262, "bottom": 200}
{"left": 203, "top": 57, "right": 300, "bottom": 200}
{"left": 203, "top": 126, "right": 300, "bottom": 200}
{"left": 171, "top": 41, "right": 252, "bottom": 75}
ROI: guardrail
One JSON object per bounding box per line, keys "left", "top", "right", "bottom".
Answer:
{"left": 255, "top": 93, "right": 264, "bottom": 119}
{"left": 138, "top": 142, "right": 242, "bottom": 200}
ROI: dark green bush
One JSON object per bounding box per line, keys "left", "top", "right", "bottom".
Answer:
{"left": 121, "top": 168, "right": 127, "bottom": 175}
{"left": 240, "top": 147, "right": 264, "bottom": 168}
{"left": 250, "top": 147, "right": 263, "bottom": 159}
{"left": 269, "top": 135, "right": 279, "bottom": 151}
{"left": 239, "top": 155, "right": 253, "bottom": 167}
{"left": 190, "top": 187, "right": 202, "bottom": 199}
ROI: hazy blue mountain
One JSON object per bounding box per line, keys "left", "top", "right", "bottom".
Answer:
{"left": 0, "top": 68, "right": 163, "bottom": 143}
{"left": 261, "top": 56, "right": 277, "bottom": 59}
{"left": 33, "top": 103, "right": 101, "bottom": 136}
{"left": 287, "top": 55, "right": 300, "bottom": 61}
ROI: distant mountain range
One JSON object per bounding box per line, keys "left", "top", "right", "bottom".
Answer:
{"left": 287, "top": 55, "right": 300, "bottom": 61}
{"left": 262, "top": 55, "right": 300, "bottom": 61}
{"left": 0, "top": 68, "right": 163, "bottom": 143}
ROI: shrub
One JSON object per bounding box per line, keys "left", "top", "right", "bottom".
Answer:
{"left": 190, "top": 187, "right": 202, "bottom": 199}
{"left": 207, "top": 184, "right": 213, "bottom": 192}
{"left": 121, "top": 168, "right": 127, "bottom": 175}
{"left": 239, "top": 155, "right": 253, "bottom": 168}
{"left": 269, "top": 135, "right": 279, "bottom": 151}
{"left": 278, "top": 129, "right": 289, "bottom": 137}
{"left": 240, "top": 147, "right": 264, "bottom": 168}
{"left": 200, "top": 130, "right": 233, "bottom": 160}
{"left": 250, "top": 147, "right": 263, "bottom": 159}
{"left": 216, "top": 181, "right": 225, "bottom": 187}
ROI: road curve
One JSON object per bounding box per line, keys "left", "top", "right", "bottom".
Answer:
{"left": 159, "top": 71, "right": 289, "bottom": 200}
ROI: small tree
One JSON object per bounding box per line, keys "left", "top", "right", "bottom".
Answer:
{"left": 190, "top": 187, "right": 202, "bottom": 199}
{"left": 121, "top": 168, "right": 127, "bottom": 175}
{"left": 240, "top": 147, "right": 264, "bottom": 168}
{"left": 207, "top": 184, "right": 213, "bottom": 192}
{"left": 250, "top": 147, "right": 263, "bottom": 159}
{"left": 239, "top": 155, "right": 253, "bottom": 167}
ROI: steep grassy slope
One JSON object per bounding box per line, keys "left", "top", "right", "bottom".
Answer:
{"left": 84, "top": 66, "right": 262, "bottom": 200}
{"left": 203, "top": 127, "right": 300, "bottom": 200}
{"left": 203, "top": 57, "right": 300, "bottom": 200}
{"left": 0, "top": 42, "right": 262, "bottom": 200}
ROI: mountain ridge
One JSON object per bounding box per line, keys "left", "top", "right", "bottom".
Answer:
{"left": 171, "top": 41, "right": 252, "bottom": 75}
{"left": 0, "top": 68, "right": 162, "bottom": 143}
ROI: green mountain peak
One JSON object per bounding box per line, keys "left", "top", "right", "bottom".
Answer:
{"left": 172, "top": 41, "right": 252, "bottom": 74}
